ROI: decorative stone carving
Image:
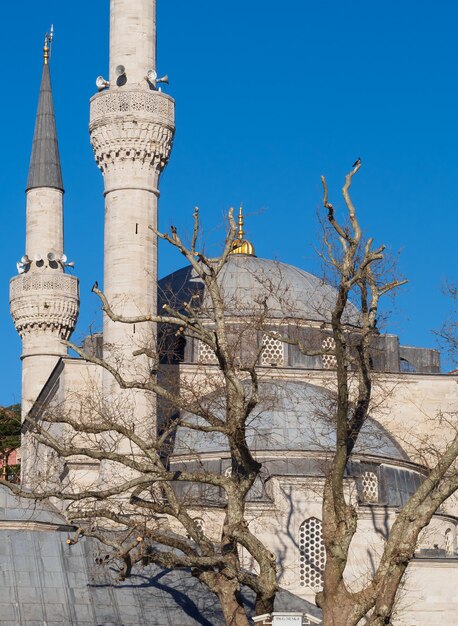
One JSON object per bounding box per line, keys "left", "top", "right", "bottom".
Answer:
{"left": 89, "top": 90, "right": 175, "bottom": 173}
{"left": 10, "top": 273, "right": 79, "bottom": 338}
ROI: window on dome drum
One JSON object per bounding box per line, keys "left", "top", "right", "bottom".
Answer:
{"left": 400, "top": 357, "right": 416, "bottom": 373}
{"left": 321, "top": 336, "right": 337, "bottom": 369}
{"left": 299, "top": 517, "right": 325, "bottom": 591}
{"left": 361, "top": 471, "right": 379, "bottom": 503}
{"left": 261, "top": 334, "right": 285, "bottom": 366}
{"left": 198, "top": 341, "right": 218, "bottom": 364}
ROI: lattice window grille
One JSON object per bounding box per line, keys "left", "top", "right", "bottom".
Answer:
{"left": 299, "top": 517, "right": 325, "bottom": 590}
{"left": 322, "top": 336, "right": 337, "bottom": 369}
{"left": 261, "top": 334, "right": 285, "bottom": 366}
{"left": 361, "top": 471, "right": 379, "bottom": 502}
{"left": 198, "top": 341, "right": 218, "bottom": 364}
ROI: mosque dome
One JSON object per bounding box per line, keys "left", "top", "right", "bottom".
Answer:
{"left": 173, "top": 380, "right": 408, "bottom": 462}
{"left": 159, "top": 255, "right": 360, "bottom": 324}
{"left": 171, "top": 381, "right": 426, "bottom": 510}
{"left": 159, "top": 206, "right": 360, "bottom": 324}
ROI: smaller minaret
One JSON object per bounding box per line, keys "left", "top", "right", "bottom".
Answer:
{"left": 10, "top": 33, "right": 79, "bottom": 466}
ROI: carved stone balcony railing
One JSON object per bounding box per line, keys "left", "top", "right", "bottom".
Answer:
{"left": 10, "top": 272, "right": 79, "bottom": 338}
{"left": 90, "top": 89, "right": 175, "bottom": 127}
{"left": 89, "top": 90, "right": 175, "bottom": 173}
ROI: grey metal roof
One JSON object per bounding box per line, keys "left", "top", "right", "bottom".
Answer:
{"left": 173, "top": 380, "right": 409, "bottom": 462}
{"left": 0, "top": 485, "right": 68, "bottom": 525}
{"left": 26, "top": 63, "right": 63, "bottom": 192}
{"left": 159, "top": 257, "right": 360, "bottom": 324}
{"left": 0, "top": 485, "right": 321, "bottom": 625}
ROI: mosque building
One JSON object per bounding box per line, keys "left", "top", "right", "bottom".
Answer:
{"left": 2, "top": 1, "right": 457, "bottom": 625}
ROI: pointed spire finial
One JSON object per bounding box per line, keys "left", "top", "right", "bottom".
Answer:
{"left": 230, "top": 204, "right": 256, "bottom": 256}
{"left": 237, "top": 204, "right": 245, "bottom": 240}
{"left": 43, "top": 25, "right": 53, "bottom": 65}
{"left": 43, "top": 37, "right": 49, "bottom": 65}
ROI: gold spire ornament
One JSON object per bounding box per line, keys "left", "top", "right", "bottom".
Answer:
{"left": 230, "top": 205, "right": 255, "bottom": 256}
{"left": 43, "top": 36, "right": 49, "bottom": 65}
{"left": 43, "top": 25, "right": 54, "bottom": 65}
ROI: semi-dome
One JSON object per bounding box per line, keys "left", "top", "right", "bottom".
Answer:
{"left": 159, "top": 255, "right": 360, "bottom": 324}
{"left": 173, "top": 380, "right": 408, "bottom": 463}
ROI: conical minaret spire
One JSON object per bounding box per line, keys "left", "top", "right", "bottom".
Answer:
{"left": 26, "top": 35, "right": 63, "bottom": 193}
{"left": 10, "top": 32, "right": 79, "bottom": 485}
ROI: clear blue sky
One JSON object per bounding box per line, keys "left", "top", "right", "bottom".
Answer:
{"left": 1, "top": 1, "right": 457, "bottom": 405}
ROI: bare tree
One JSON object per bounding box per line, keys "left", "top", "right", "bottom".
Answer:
{"left": 3, "top": 208, "right": 279, "bottom": 626}
{"left": 2, "top": 169, "right": 457, "bottom": 626}
{"left": 310, "top": 164, "right": 458, "bottom": 626}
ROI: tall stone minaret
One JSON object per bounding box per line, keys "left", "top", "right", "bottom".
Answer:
{"left": 89, "top": 1, "right": 175, "bottom": 438}
{"left": 10, "top": 35, "right": 80, "bottom": 472}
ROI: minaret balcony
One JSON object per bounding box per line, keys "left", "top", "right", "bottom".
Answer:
{"left": 89, "top": 89, "right": 175, "bottom": 174}
{"left": 10, "top": 273, "right": 79, "bottom": 339}
{"left": 90, "top": 89, "right": 174, "bottom": 127}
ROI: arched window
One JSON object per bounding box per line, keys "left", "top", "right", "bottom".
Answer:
{"left": 361, "top": 471, "right": 379, "bottom": 503}
{"left": 299, "top": 517, "right": 325, "bottom": 590}
{"left": 400, "top": 357, "right": 416, "bottom": 373}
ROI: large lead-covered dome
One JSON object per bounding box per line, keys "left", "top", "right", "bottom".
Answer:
{"left": 159, "top": 255, "right": 360, "bottom": 324}
{"left": 173, "top": 380, "right": 408, "bottom": 462}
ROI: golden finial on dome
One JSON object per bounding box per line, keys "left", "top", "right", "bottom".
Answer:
{"left": 230, "top": 204, "right": 256, "bottom": 256}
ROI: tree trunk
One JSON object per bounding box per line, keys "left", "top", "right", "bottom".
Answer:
{"left": 216, "top": 579, "right": 250, "bottom": 626}
{"left": 254, "top": 593, "right": 275, "bottom": 617}
{"left": 321, "top": 598, "right": 356, "bottom": 626}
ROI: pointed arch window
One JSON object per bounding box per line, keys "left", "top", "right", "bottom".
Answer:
{"left": 299, "top": 517, "right": 325, "bottom": 590}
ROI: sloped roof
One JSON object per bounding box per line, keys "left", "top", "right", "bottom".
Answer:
{"left": 0, "top": 485, "right": 321, "bottom": 625}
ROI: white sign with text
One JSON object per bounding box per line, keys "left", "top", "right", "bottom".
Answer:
{"left": 273, "top": 615, "right": 303, "bottom": 625}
